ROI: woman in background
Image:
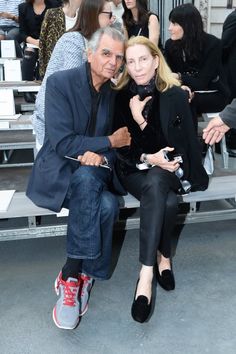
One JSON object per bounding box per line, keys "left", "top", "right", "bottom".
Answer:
{"left": 122, "top": 0, "right": 160, "bottom": 46}
{"left": 114, "top": 36, "right": 208, "bottom": 323}
{"left": 165, "top": 3, "right": 229, "bottom": 122}
{"left": 39, "top": 0, "right": 82, "bottom": 79}
{"left": 32, "top": 0, "right": 113, "bottom": 150}
{"left": 19, "top": 0, "right": 59, "bottom": 86}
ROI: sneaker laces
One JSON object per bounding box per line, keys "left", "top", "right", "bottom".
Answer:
{"left": 62, "top": 279, "right": 80, "bottom": 307}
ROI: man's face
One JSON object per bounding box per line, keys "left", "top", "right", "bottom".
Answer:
{"left": 88, "top": 34, "right": 124, "bottom": 87}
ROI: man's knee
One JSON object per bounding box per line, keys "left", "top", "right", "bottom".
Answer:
{"left": 70, "top": 166, "right": 107, "bottom": 191}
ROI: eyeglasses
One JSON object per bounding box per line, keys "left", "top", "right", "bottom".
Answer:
{"left": 100, "top": 11, "right": 113, "bottom": 19}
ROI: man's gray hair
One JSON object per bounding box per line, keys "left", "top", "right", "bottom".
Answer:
{"left": 87, "top": 26, "right": 125, "bottom": 53}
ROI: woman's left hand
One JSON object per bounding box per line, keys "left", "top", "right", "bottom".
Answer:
{"left": 129, "top": 95, "right": 152, "bottom": 125}
{"left": 147, "top": 147, "right": 180, "bottom": 172}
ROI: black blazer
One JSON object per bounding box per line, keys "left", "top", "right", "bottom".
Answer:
{"left": 114, "top": 84, "right": 209, "bottom": 192}
{"left": 165, "top": 33, "right": 228, "bottom": 96}
{"left": 27, "top": 64, "right": 124, "bottom": 212}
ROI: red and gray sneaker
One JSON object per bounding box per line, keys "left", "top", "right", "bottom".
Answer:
{"left": 53, "top": 272, "right": 81, "bottom": 330}
{"left": 79, "top": 273, "right": 94, "bottom": 316}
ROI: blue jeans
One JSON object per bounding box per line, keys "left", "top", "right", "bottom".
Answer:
{"left": 63, "top": 166, "right": 119, "bottom": 280}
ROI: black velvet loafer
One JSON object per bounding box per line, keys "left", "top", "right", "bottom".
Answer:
{"left": 156, "top": 268, "right": 175, "bottom": 291}
{"left": 131, "top": 295, "right": 152, "bottom": 323}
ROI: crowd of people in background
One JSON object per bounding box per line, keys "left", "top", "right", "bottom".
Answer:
{"left": 1, "top": 0, "right": 236, "bottom": 330}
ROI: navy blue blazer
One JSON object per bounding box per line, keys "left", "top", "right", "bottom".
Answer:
{"left": 27, "top": 63, "right": 124, "bottom": 212}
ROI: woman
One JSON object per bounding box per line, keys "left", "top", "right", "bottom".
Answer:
{"left": 122, "top": 0, "right": 160, "bottom": 46}
{"left": 39, "top": 0, "right": 82, "bottom": 79}
{"left": 114, "top": 36, "right": 209, "bottom": 323}
{"left": 18, "top": 0, "right": 59, "bottom": 87}
{"left": 165, "top": 3, "right": 229, "bottom": 118}
{"left": 32, "top": 0, "right": 113, "bottom": 150}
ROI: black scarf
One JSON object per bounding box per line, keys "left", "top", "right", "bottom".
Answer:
{"left": 130, "top": 76, "right": 156, "bottom": 121}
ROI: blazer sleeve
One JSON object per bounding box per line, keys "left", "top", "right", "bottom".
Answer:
{"left": 45, "top": 73, "right": 111, "bottom": 158}
{"left": 18, "top": 4, "right": 28, "bottom": 42}
{"left": 219, "top": 99, "right": 236, "bottom": 129}
{"left": 39, "top": 8, "right": 65, "bottom": 78}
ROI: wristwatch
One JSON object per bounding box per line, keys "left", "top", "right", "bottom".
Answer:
{"left": 140, "top": 153, "right": 152, "bottom": 167}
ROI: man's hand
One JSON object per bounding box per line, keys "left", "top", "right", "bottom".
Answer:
{"left": 0, "top": 12, "right": 14, "bottom": 20}
{"left": 78, "top": 151, "right": 104, "bottom": 166}
{"left": 108, "top": 127, "right": 131, "bottom": 148}
{"left": 203, "top": 116, "right": 230, "bottom": 145}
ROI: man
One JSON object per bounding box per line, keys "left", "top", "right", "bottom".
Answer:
{"left": 26, "top": 27, "right": 130, "bottom": 330}
{"left": 0, "top": 0, "right": 23, "bottom": 42}
{"left": 203, "top": 99, "right": 236, "bottom": 145}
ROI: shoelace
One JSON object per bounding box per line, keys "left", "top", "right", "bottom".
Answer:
{"left": 62, "top": 279, "right": 80, "bottom": 307}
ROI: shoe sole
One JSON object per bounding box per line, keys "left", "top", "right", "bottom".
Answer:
{"left": 52, "top": 307, "right": 79, "bottom": 330}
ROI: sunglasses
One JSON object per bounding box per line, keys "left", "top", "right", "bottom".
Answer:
{"left": 101, "top": 11, "right": 113, "bottom": 19}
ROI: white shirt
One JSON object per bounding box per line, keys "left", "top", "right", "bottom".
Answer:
{"left": 65, "top": 9, "right": 79, "bottom": 31}
{"left": 110, "top": 2, "right": 124, "bottom": 26}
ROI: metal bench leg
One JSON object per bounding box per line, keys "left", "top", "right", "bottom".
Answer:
{"left": 220, "top": 135, "right": 229, "bottom": 169}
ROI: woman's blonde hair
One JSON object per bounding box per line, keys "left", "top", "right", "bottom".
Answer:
{"left": 116, "top": 36, "right": 180, "bottom": 92}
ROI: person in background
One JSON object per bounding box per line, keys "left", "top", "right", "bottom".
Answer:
{"left": 27, "top": 27, "right": 130, "bottom": 330}
{"left": 203, "top": 99, "right": 236, "bottom": 145}
{"left": 165, "top": 3, "right": 229, "bottom": 128}
{"left": 221, "top": 8, "right": 236, "bottom": 156}
{"left": 122, "top": 0, "right": 160, "bottom": 46}
{"left": 110, "top": 0, "right": 124, "bottom": 28}
{"left": 114, "top": 36, "right": 208, "bottom": 323}
{"left": 0, "top": 0, "right": 23, "bottom": 41}
{"left": 39, "top": 0, "right": 82, "bottom": 79}
{"left": 32, "top": 0, "right": 114, "bottom": 151}
{"left": 0, "top": 0, "right": 24, "bottom": 57}
{"left": 18, "top": 0, "right": 59, "bottom": 97}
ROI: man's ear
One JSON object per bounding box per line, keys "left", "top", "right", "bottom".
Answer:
{"left": 87, "top": 48, "right": 92, "bottom": 63}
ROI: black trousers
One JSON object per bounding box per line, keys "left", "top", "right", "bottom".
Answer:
{"left": 21, "top": 47, "right": 39, "bottom": 81}
{"left": 119, "top": 166, "right": 181, "bottom": 266}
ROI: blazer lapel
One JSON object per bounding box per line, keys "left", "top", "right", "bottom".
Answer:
{"left": 74, "top": 65, "right": 91, "bottom": 117}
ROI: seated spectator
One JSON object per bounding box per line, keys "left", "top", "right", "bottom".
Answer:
{"left": 165, "top": 4, "right": 229, "bottom": 128}
{"left": 110, "top": 0, "right": 124, "bottom": 28}
{"left": 18, "top": 0, "right": 59, "bottom": 100}
{"left": 114, "top": 35, "right": 208, "bottom": 323}
{"left": 122, "top": 0, "right": 160, "bottom": 46}
{"left": 0, "top": 0, "right": 24, "bottom": 57}
{"left": 221, "top": 8, "right": 236, "bottom": 155}
{"left": 32, "top": 0, "right": 113, "bottom": 150}
{"left": 39, "top": 0, "right": 82, "bottom": 79}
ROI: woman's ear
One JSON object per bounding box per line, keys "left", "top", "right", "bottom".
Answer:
{"left": 154, "top": 55, "right": 159, "bottom": 70}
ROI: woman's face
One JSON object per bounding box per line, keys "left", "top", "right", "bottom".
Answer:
{"left": 126, "top": 44, "right": 158, "bottom": 86}
{"left": 168, "top": 22, "right": 184, "bottom": 40}
{"left": 124, "top": 0, "right": 137, "bottom": 11}
{"left": 98, "top": 1, "right": 113, "bottom": 28}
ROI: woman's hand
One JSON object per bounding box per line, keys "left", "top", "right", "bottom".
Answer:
{"left": 129, "top": 95, "right": 152, "bottom": 125}
{"left": 147, "top": 147, "right": 180, "bottom": 172}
